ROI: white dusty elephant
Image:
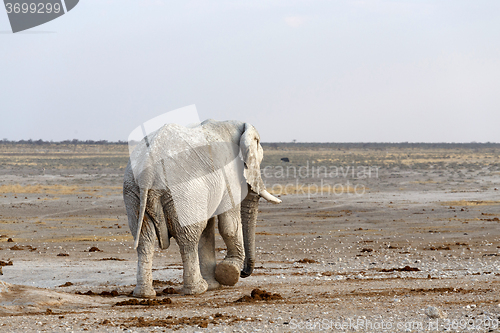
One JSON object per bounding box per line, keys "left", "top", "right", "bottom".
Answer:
{"left": 123, "top": 119, "right": 281, "bottom": 297}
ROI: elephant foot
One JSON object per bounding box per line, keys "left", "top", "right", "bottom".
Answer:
{"left": 182, "top": 278, "right": 208, "bottom": 295}
{"left": 215, "top": 261, "right": 240, "bottom": 286}
{"left": 133, "top": 285, "right": 156, "bottom": 298}
{"left": 205, "top": 278, "right": 220, "bottom": 291}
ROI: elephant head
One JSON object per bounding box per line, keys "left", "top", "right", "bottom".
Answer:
{"left": 239, "top": 123, "right": 281, "bottom": 278}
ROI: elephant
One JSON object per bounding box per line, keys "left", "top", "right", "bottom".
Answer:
{"left": 123, "top": 119, "right": 281, "bottom": 297}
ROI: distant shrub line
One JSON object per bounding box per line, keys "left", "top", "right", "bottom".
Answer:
{"left": 261, "top": 142, "right": 500, "bottom": 149}
{"left": 0, "top": 139, "right": 127, "bottom": 145}
{"left": 1, "top": 140, "right": 499, "bottom": 149}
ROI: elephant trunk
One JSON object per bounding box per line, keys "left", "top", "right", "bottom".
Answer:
{"left": 240, "top": 190, "right": 260, "bottom": 278}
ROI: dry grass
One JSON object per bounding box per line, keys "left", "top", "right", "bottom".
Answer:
{"left": 441, "top": 200, "right": 500, "bottom": 206}
{"left": 0, "top": 184, "right": 121, "bottom": 195}
{"left": 29, "top": 235, "right": 133, "bottom": 243}
{"left": 410, "top": 180, "right": 439, "bottom": 184}
{"left": 0, "top": 184, "right": 80, "bottom": 194}
{"left": 2, "top": 143, "right": 499, "bottom": 174}
{"left": 262, "top": 148, "right": 500, "bottom": 171}
{"left": 0, "top": 143, "right": 129, "bottom": 170}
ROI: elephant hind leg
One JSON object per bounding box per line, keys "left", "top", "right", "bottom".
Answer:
{"left": 198, "top": 217, "right": 220, "bottom": 290}
{"left": 133, "top": 219, "right": 157, "bottom": 298}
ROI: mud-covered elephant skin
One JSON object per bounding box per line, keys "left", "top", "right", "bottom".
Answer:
{"left": 123, "top": 119, "right": 281, "bottom": 297}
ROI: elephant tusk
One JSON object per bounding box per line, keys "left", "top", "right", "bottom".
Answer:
{"left": 260, "top": 190, "right": 282, "bottom": 204}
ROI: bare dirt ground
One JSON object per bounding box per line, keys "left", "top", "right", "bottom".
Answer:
{"left": 0, "top": 143, "right": 499, "bottom": 332}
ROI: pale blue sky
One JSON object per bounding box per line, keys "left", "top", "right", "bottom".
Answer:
{"left": 1, "top": 1, "right": 499, "bottom": 142}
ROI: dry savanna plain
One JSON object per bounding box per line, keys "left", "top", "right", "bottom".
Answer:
{"left": 0, "top": 142, "right": 499, "bottom": 332}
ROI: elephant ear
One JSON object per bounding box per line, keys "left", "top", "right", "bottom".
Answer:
{"left": 239, "top": 123, "right": 265, "bottom": 194}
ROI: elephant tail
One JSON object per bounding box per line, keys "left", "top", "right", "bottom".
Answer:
{"left": 134, "top": 189, "right": 149, "bottom": 250}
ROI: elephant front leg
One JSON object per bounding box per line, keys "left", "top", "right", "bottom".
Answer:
{"left": 198, "top": 217, "right": 220, "bottom": 290}
{"left": 215, "top": 210, "right": 244, "bottom": 286}
{"left": 133, "top": 236, "right": 156, "bottom": 298}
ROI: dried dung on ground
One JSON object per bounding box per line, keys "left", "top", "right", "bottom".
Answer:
{"left": 380, "top": 266, "right": 420, "bottom": 272}
{"left": 295, "top": 258, "right": 318, "bottom": 264}
{"left": 235, "top": 288, "right": 282, "bottom": 302}
{"left": 114, "top": 298, "right": 172, "bottom": 306}
{"left": 111, "top": 313, "right": 245, "bottom": 329}
{"left": 75, "top": 290, "right": 121, "bottom": 297}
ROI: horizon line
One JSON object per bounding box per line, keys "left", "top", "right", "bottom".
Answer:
{"left": 1, "top": 139, "right": 499, "bottom": 145}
